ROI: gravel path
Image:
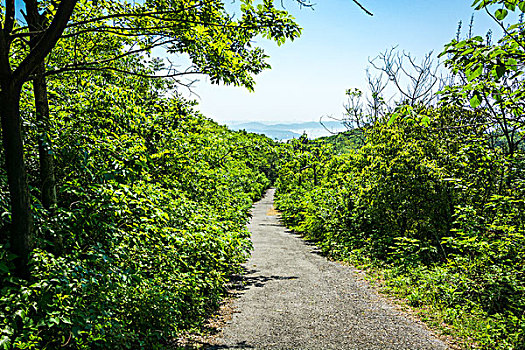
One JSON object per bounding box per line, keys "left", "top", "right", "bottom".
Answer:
{"left": 209, "top": 188, "right": 447, "bottom": 349}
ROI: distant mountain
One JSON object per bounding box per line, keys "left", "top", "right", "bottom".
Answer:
{"left": 229, "top": 121, "right": 346, "bottom": 140}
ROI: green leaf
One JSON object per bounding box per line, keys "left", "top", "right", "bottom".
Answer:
{"left": 504, "top": 1, "right": 516, "bottom": 10}
{"left": 456, "top": 40, "right": 468, "bottom": 49}
{"left": 495, "top": 8, "right": 509, "bottom": 20}
{"left": 472, "top": 0, "right": 485, "bottom": 10}
{"left": 495, "top": 64, "right": 506, "bottom": 79}
{"left": 467, "top": 65, "right": 483, "bottom": 81}
{"left": 0, "top": 262, "right": 9, "bottom": 274}
{"left": 387, "top": 113, "right": 398, "bottom": 126}
{"left": 470, "top": 93, "right": 482, "bottom": 108}
{"left": 420, "top": 115, "right": 430, "bottom": 126}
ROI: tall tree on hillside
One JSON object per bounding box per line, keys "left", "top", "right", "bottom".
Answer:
{"left": 0, "top": 0, "right": 77, "bottom": 279}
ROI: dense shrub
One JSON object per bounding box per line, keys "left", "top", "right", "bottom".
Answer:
{"left": 0, "top": 73, "right": 277, "bottom": 349}
{"left": 275, "top": 107, "right": 525, "bottom": 348}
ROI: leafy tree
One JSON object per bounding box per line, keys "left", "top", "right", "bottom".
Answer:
{"left": 0, "top": 0, "right": 76, "bottom": 279}
{"left": 1, "top": 0, "right": 303, "bottom": 278}
{"left": 440, "top": 0, "right": 525, "bottom": 155}
{"left": 1, "top": 52, "right": 286, "bottom": 346}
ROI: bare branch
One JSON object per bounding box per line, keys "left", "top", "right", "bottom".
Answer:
{"left": 352, "top": 0, "right": 373, "bottom": 16}
{"left": 44, "top": 65, "right": 201, "bottom": 79}
{"left": 320, "top": 115, "right": 345, "bottom": 135}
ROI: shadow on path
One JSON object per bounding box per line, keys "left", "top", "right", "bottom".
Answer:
{"left": 230, "top": 268, "right": 298, "bottom": 290}
{"left": 206, "top": 341, "right": 254, "bottom": 349}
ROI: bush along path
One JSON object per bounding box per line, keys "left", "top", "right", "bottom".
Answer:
{"left": 0, "top": 94, "right": 281, "bottom": 349}
{"left": 207, "top": 189, "right": 447, "bottom": 350}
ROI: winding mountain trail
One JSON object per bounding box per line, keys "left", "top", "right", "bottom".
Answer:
{"left": 208, "top": 189, "right": 448, "bottom": 349}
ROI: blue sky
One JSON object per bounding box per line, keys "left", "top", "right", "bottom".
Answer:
{"left": 5, "top": 0, "right": 503, "bottom": 125}
{"left": 190, "top": 0, "right": 501, "bottom": 125}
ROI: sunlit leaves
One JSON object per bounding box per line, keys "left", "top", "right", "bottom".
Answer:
{"left": 472, "top": 0, "right": 525, "bottom": 12}
{"left": 466, "top": 65, "right": 483, "bottom": 81}
{"left": 495, "top": 8, "right": 509, "bottom": 20}
{"left": 469, "top": 92, "right": 482, "bottom": 108}
{"left": 439, "top": 1, "right": 525, "bottom": 154}
{"left": 3, "top": 64, "right": 280, "bottom": 347}
{"left": 33, "top": 0, "right": 302, "bottom": 90}
{"left": 276, "top": 102, "right": 525, "bottom": 348}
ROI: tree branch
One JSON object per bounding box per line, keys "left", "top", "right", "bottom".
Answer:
{"left": 61, "top": 19, "right": 285, "bottom": 39}
{"left": 4, "top": 0, "right": 16, "bottom": 34}
{"left": 44, "top": 65, "right": 201, "bottom": 79}
{"left": 14, "top": 0, "right": 79, "bottom": 86}
{"left": 52, "top": 36, "right": 172, "bottom": 70}
{"left": 352, "top": 0, "right": 373, "bottom": 16}
{"left": 484, "top": 6, "right": 525, "bottom": 53}
{"left": 66, "top": 1, "right": 209, "bottom": 28}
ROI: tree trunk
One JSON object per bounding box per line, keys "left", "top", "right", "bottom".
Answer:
{"left": 33, "top": 64, "right": 57, "bottom": 210}
{"left": 0, "top": 82, "right": 33, "bottom": 279}
{"left": 0, "top": 0, "right": 77, "bottom": 280}
{"left": 26, "top": 0, "right": 57, "bottom": 211}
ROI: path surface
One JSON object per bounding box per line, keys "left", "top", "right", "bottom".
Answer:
{"left": 209, "top": 189, "right": 447, "bottom": 349}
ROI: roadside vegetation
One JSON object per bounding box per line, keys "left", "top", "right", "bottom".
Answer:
{"left": 0, "top": 0, "right": 297, "bottom": 348}
{"left": 2, "top": 83, "right": 278, "bottom": 348}
{"left": 2, "top": 0, "right": 524, "bottom": 349}
{"left": 275, "top": 1, "right": 525, "bottom": 348}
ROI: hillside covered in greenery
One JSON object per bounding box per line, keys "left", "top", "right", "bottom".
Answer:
{"left": 274, "top": 1, "right": 525, "bottom": 348}
{"left": 2, "top": 0, "right": 525, "bottom": 349}
{"left": 0, "top": 63, "right": 286, "bottom": 348}
{"left": 0, "top": 0, "right": 296, "bottom": 348}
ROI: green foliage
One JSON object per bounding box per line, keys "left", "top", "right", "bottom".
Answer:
{"left": 0, "top": 68, "right": 279, "bottom": 348}
{"left": 275, "top": 3, "right": 525, "bottom": 347}
{"left": 276, "top": 105, "right": 525, "bottom": 348}
{"left": 315, "top": 129, "right": 364, "bottom": 154}
{"left": 7, "top": 0, "right": 303, "bottom": 90}
{"left": 1, "top": 0, "right": 300, "bottom": 347}
{"left": 439, "top": 0, "right": 525, "bottom": 155}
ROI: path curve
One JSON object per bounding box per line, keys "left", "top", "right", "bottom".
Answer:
{"left": 209, "top": 189, "right": 447, "bottom": 349}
